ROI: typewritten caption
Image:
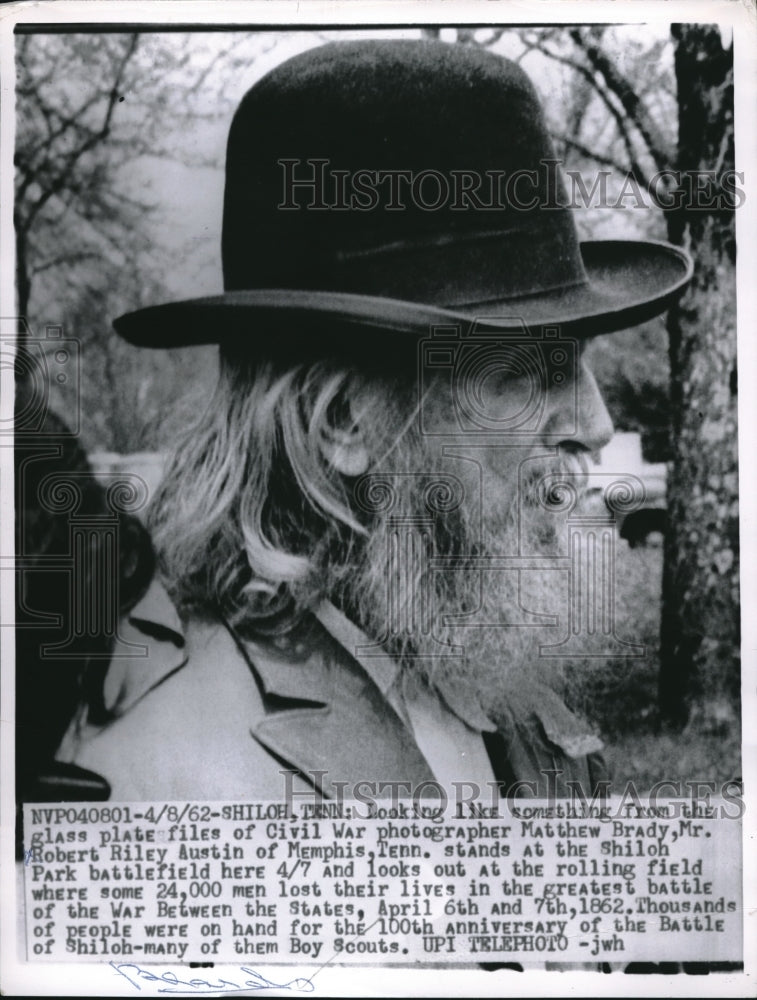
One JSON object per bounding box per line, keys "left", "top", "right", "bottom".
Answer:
{"left": 23, "top": 799, "right": 741, "bottom": 964}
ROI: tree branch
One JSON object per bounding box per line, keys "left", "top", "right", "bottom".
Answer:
{"left": 520, "top": 35, "right": 654, "bottom": 189}
{"left": 31, "top": 250, "right": 101, "bottom": 276}
{"left": 569, "top": 27, "right": 673, "bottom": 172}
{"left": 23, "top": 35, "right": 140, "bottom": 232}
{"left": 550, "top": 132, "right": 630, "bottom": 171}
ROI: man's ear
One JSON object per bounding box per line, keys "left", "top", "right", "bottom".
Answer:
{"left": 320, "top": 428, "right": 370, "bottom": 477}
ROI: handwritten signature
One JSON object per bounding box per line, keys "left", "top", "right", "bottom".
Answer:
{"left": 111, "top": 962, "right": 315, "bottom": 994}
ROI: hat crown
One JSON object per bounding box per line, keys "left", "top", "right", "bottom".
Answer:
{"left": 222, "top": 39, "right": 585, "bottom": 307}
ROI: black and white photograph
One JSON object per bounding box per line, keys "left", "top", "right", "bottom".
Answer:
{"left": 1, "top": 1, "right": 755, "bottom": 995}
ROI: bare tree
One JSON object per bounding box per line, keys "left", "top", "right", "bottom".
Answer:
{"left": 659, "top": 25, "right": 738, "bottom": 727}
{"left": 15, "top": 34, "right": 145, "bottom": 325}
{"left": 13, "top": 30, "right": 263, "bottom": 450}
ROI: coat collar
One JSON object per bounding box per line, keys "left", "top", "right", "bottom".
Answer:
{"left": 230, "top": 614, "right": 336, "bottom": 706}
{"left": 111, "top": 579, "right": 436, "bottom": 795}
{"left": 312, "top": 600, "right": 497, "bottom": 734}
{"left": 225, "top": 608, "right": 436, "bottom": 797}
{"left": 103, "top": 577, "right": 602, "bottom": 795}
{"left": 118, "top": 578, "right": 494, "bottom": 733}
{"left": 101, "top": 578, "right": 187, "bottom": 715}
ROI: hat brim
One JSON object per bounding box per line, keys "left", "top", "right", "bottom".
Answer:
{"left": 113, "top": 239, "right": 693, "bottom": 353}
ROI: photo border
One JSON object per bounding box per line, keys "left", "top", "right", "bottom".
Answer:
{"left": 1, "top": 2, "right": 754, "bottom": 996}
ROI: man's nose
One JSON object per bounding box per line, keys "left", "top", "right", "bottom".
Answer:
{"left": 542, "top": 359, "right": 614, "bottom": 453}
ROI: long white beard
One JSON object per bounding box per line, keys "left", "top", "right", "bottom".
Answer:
{"left": 340, "top": 444, "right": 587, "bottom": 707}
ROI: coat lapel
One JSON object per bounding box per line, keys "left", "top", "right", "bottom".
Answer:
{"left": 90, "top": 575, "right": 433, "bottom": 799}
{"left": 229, "top": 617, "right": 435, "bottom": 798}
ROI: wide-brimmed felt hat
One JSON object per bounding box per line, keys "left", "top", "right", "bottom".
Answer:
{"left": 114, "top": 39, "right": 693, "bottom": 354}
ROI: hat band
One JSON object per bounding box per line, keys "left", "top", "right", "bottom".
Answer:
{"left": 235, "top": 223, "right": 589, "bottom": 309}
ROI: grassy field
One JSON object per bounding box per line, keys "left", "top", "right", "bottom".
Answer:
{"left": 563, "top": 539, "right": 742, "bottom": 793}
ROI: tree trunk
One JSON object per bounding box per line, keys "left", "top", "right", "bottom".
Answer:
{"left": 15, "top": 226, "right": 31, "bottom": 364}
{"left": 659, "top": 25, "right": 739, "bottom": 726}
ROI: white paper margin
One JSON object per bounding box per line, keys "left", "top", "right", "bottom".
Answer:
{"left": 1, "top": 1, "right": 754, "bottom": 996}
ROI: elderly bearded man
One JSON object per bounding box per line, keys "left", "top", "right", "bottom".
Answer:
{"left": 56, "top": 39, "right": 692, "bottom": 803}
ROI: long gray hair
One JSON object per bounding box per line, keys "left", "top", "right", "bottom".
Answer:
{"left": 148, "top": 350, "right": 414, "bottom": 632}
